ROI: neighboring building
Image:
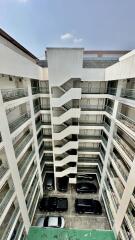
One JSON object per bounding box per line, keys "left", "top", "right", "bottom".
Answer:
{"left": 0, "top": 28, "right": 135, "bottom": 240}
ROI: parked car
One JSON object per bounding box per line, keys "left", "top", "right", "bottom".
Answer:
{"left": 75, "top": 198, "right": 102, "bottom": 214}
{"left": 77, "top": 174, "right": 96, "bottom": 183}
{"left": 57, "top": 176, "right": 69, "bottom": 192}
{"left": 44, "top": 173, "right": 54, "bottom": 191}
{"left": 39, "top": 197, "right": 68, "bottom": 212}
{"left": 36, "top": 216, "right": 65, "bottom": 228}
{"left": 76, "top": 182, "right": 97, "bottom": 193}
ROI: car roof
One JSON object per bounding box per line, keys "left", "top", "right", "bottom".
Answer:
{"left": 48, "top": 217, "right": 59, "bottom": 227}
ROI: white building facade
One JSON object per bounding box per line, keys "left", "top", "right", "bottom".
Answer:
{"left": 0, "top": 29, "right": 135, "bottom": 240}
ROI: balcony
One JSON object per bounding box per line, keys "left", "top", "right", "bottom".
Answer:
{"left": 14, "top": 132, "right": 33, "bottom": 158}
{"left": 105, "top": 105, "right": 113, "bottom": 114}
{"left": 114, "top": 134, "right": 134, "bottom": 161}
{"left": 107, "top": 88, "right": 117, "bottom": 95}
{"left": 127, "top": 205, "right": 135, "bottom": 232}
{"left": 9, "top": 113, "right": 31, "bottom": 133}
{"left": 29, "top": 187, "right": 40, "bottom": 222}
{"left": 105, "top": 178, "right": 119, "bottom": 211}
{"left": 19, "top": 150, "right": 35, "bottom": 179}
{"left": 121, "top": 221, "right": 133, "bottom": 240}
{"left": 40, "top": 105, "right": 50, "bottom": 110}
{"left": 82, "top": 87, "right": 107, "bottom": 94}
{"left": 1, "top": 88, "right": 28, "bottom": 102}
{"left": 0, "top": 164, "right": 8, "bottom": 181}
{"left": 117, "top": 112, "right": 135, "bottom": 133}
{"left": 1, "top": 206, "right": 19, "bottom": 240}
{"left": 39, "top": 87, "right": 49, "bottom": 94}
{"left": 34, "top": 105, "right": 40, "bottom": 113}
{"left": 23, "top": 165, "right": 37, "bottom": 195}
{"left": 27, "top": 177, "right": 39, "bottom": 210}
{"left": 36, "top": 121, "right": 42, "bottom": 130}
{"left": 32, "top": 87, "right": 40, "bottom": 95}
{"left": 0, "top": 187, "right": 14, "bottom": 217}
{"left": 108, "top": 167, "right": 124, "bottom": 198}
{"left": 121, "top": 88, "right": 135, "bottom": 100}
{"left": 14, "top": 221, "right": 24, "bottom": 240}
{"left": 102, "top": 189, "right": 114, "bottom": 226}
{"left": 111, "top": 152, "right": 129, "bottom": 181}
{"left": 37, "top": 135, "right": 43, "bottom": 145}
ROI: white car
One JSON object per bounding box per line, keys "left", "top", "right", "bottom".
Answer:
{"left": 36, "top": 216, "right": 65, "bottom": 228}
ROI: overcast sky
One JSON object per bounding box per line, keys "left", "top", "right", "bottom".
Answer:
{"left": 0, "top": 0, "right": 135, "bottom": 58}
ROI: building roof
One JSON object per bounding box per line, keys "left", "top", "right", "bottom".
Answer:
{"left": 0, "top": 28, "right": 39, "bottom": 61}
{"left": 84, "top": 50, "right": 130, "bottom": 55}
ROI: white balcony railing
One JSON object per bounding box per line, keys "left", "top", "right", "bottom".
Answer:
{"left": 19, "top": 150, "right": 35, "bottom": 178}
{"left": 115, "top": 134, "right": 134, "bottom": 161}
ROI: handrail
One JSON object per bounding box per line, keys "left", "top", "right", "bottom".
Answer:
{"left": 0, "top": 187, "right": 14, "bottom": 216}
{"left": 14, "top": 133, "right": 33, "bottom": 157}
{"left": 1, "top": 88, "right": 28, "bottom": 102}
{"left": 9, "top": 112, "right": 31, "bottom": 133}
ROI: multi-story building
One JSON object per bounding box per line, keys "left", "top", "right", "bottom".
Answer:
{"left": 0, "top": 28, "right": 135, "bottom": 240}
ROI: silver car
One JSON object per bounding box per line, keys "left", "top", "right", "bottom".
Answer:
{"left": 36, "top": 216, "right": 65, "bottom": 228}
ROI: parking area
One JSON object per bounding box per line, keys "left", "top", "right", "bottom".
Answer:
{"left": 34, "top": 185, "right": 110, "bottom": 230}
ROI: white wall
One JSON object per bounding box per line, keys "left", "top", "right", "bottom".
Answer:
{"left": 0, "top": 43, "right": 43, "bottom": 80}
{"left": 105, "top": 51, "right": 135, "bottom": 81}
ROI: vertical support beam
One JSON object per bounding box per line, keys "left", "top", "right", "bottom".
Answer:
{"left": 99, "top": 80, "right": 125, "bottom": 196}
{"left": 27, "top": 79, "right": 43, "bottom": 195}
{"left": 114, "top": 156, "right": 135, "bottom": 235}
{"left": 0, "top": 91, "right": 30, "bottom": 233}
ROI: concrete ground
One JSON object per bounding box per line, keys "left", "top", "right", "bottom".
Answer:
{"left": 34, "top": 184, "right": 110, "bottom": 230}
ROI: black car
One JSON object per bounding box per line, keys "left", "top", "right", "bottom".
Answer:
{"left": 76, "top": 182, "right": 97, "bottom": 193}
{"left": 77, "top": 174, "right": 96, "bottom": 183}
{"left": 75, "top": 198, "right": 102, "bottom": 214}
{"left": 44, "top": 173, "right": 54, "bottom": 191}
{"left": 39, "top": 197, "right": 68, "bottom": 212}
{"left": 57, "top": 176, "right": 69, "bottom": 192}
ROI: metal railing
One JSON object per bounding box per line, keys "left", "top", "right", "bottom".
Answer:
{"left": 1, "top": 207, "right": 19, "bottom": 240}
{"left": 111, "top": 152, "right": 128, "bottom": 181}
{"left": 0, "top": 187, "right": 14, "bottom": 216}
{"left": 9, "top": 112, "right": 31, "bottom": 133}
{"left": 23, "top": 165, "right": 37, "bottom": 195}
{"left": 27, "top": 178, "right": 38, "bottom": 209}
{"left": 115, "top": 134, "right": 134, "bottom": 161}
{"left": 1, "top": 88, "right": 28, "bottom": 102}
{"left": 105, "top": 105, "right": 113, "bottom": 114}
{"left": 40, "top": 105, "right": 50, "bottom": 110}
{"left": 105, "top": 179, "right": 118, "bottom": 210}
{"left": 102, "top": 136, "right": 108, "bottom": 147}
{"left": 103, "top": 122, "right": 110, "bottom": 132}
{"left": 121, "top": 88, "right": 135, "bottom": 99}
{"left": 39, "top": 87, "right": 49, "bottom": 94}
{"left": 107, "top": 88, "right": 117, "bottom": 95}
{"left": 108, "top": 168, "right": 123, "bottom": 198}
{"left": 102, "top": 189, "right": 114, "bottom": 225}
{"left": 14, "top": 133, "right": 33, "bottom": 157}
{"left": 117, "top": 112, "right": 135, "bottom": 132}
{"left": 0, "top": 165, "right": 8, "bottom": 180}
{"left": 36, "top": 121, "right": 42, "bottom": 130}
{"left": 32, "top": 87, "right": 40, "bottom": 94}
{"left": 37, "top": 135, "right": 43, "bottom": 145}
{"left": 34, "top": 105, "right": 40, "bottom": 113}
{"left": 82, "top": 88, "right": 107, "bottom": 94}
{"left": 127, "top": 208, "right": 135, "bottom": 231}
{"left": 29, "top": 188, "right": 40, "bottom": 221}
{"left": 81, "top": 105, "right": 105, "bottom": 111}
{"left": 19, "top": 150, "right": 35, "bottom": 178}
{"left": 14, "top": 222, "right": 24, "bottom": 240}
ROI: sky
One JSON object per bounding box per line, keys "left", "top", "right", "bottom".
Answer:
{"left": 0, "top": 0, "right": 135, "bottom": 59}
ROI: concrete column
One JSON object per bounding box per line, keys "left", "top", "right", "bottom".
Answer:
{"left": 114, "top": 156, "right": 135, "bottom": 234}
{"left": 26, "top": 79, "right": 43, "bottom": 195}
{"left": 0, "top": 91, "right": 30, "bottom": 233}
{"left": 99, "top": 80, "right": 125, "bottom": 196}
